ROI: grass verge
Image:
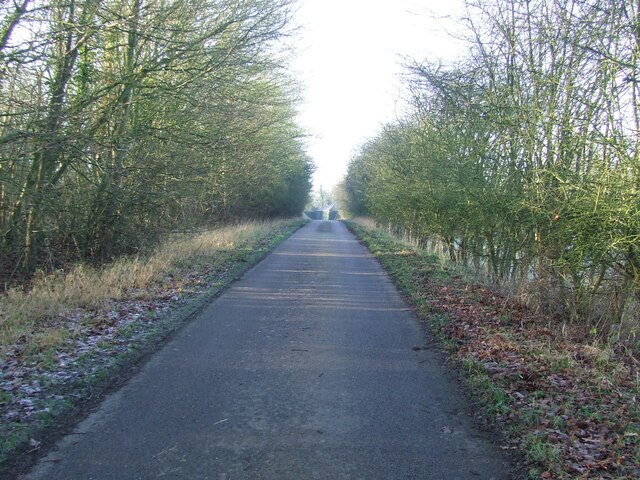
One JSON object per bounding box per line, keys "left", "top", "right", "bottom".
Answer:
{"left": 1, "top": 221, "right": 298, "bottom": 350}
{"left": 0, "top": 218, "right": 305, "bottom": 475}
{"left": 345, "top": 218, "right": 640, "bottom": 480}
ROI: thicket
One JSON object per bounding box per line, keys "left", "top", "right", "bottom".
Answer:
{"left": 344, "top": 0, "right": 640, "bottom": 345}
{"left": 0, "top": 0, "right": 312, "bottom": 279}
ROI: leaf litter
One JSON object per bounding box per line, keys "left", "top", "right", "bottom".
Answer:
{"left": 0, "top": 275, "right": 203, "bottom": 428}
{"left": 422, "top": 274, "right": 639, "bottom": 479}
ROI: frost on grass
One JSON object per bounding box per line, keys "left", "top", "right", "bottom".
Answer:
{"left": 0, "top": 219, "right": 298, "bottom": 461}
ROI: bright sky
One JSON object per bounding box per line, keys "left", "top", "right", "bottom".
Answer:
{"left": 292, "top": 0, "right": 466, "bottom": 191}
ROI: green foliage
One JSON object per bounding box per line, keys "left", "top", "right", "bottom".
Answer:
{"left": 344, "top": 0, "right": 640, "bottom": 342}
{"left": 0, "top": 0, "right": 312, "bottom": 276}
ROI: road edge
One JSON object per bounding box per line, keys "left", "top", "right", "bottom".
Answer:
{"left": 2, "top": 220, "right": 307, "bottom": 480}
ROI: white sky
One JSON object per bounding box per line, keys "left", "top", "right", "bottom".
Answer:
{"left": 291, "top": 0, "right": 466, "bottom": 191}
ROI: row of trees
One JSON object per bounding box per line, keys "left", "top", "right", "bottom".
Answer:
{"left": 345, "top": 0, "right": 640, "bottom": 337}
{"left": 0, "top": 0, "right": 312, "bottom": 276}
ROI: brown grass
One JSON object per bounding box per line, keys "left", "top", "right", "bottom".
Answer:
{"left": 0, "top": 220, "right": 290, "bottom": 351}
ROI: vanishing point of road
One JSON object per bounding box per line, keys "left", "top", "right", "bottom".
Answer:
{"left": 25, "top": 221, "right": 512, "bottom": 480}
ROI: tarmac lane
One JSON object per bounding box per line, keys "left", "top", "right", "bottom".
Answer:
{"left": 24, "top": 220, "right": 512, "bottom": 480}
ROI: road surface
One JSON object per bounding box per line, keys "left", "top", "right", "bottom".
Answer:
{"left": 25, "top": 221, "right": 511, "bottom": 479}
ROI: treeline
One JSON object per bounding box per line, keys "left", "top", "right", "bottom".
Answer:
{"left": 345, "top": 0, "right": 639, "bottom": 339}
{"left": 0, "top": 0, "right": 312, "bottom": 276}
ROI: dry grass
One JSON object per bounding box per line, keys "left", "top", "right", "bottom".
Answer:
{"left": 0, "top": 220, "right": 289, "bottom": 351}
{"left": 351, "top": 217, "right": 378, "bottom": 230}
{"left": 23, "top": 327, "right": 71, "bottom": 357}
